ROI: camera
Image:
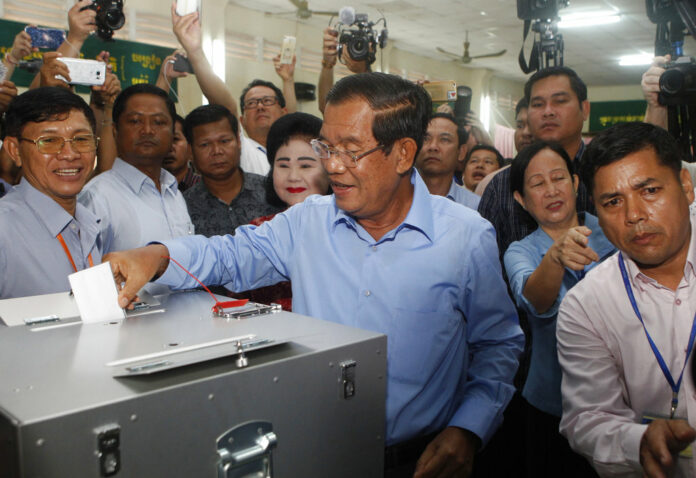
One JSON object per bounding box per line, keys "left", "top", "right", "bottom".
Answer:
{"left": 81, "top": 0, "right": 125, "bottom": 42}
{"left": 517, "top": 0, "right": 569, "bottom": 21}
{"left": 659, "top": 56, "right": 696, "bottom": 104}
{"left": 336, "top": 8, "right": 387, "bottom": 65}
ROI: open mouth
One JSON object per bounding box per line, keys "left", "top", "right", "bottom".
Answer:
{"left": 546, "top": 200, "right": 563, "bottom": 211}
{"left": 54, "top": 167, "right": 82, "bottom": 177}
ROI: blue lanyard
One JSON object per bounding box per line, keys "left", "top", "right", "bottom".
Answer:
{"left": 618, "top": 252, "right": 696, "bottom": 418}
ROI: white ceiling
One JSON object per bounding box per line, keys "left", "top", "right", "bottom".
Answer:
{"left": 230, "top": 0, "right": 696, "bottom": 86}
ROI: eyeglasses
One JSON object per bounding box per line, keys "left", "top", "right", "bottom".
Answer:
{"left": 310, "top": 139, "right": 385, "bottom": 169}
{"left": 20, "top": 134, "right": 99, "bottom": 154}
{"left": 243, "top": 96, "right": 279, "bottom": 110}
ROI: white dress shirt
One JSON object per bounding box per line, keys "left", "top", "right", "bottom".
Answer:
{"left": 240, "top": 134, "right": 270, "bottom": 176}
{"left": 557, "top": 218, "right": 696, "bottom": 477}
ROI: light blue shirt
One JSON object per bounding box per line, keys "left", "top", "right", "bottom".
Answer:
{"left": 504, "top": 213, "right": 615, "bottom": 416}
{"left": 79, "top": 158, "right": 194, "bottom": 253}
{"left": 447, "top": 179, "right": 480, "bottom": 210}
{"left": 0, "top": 179, "right": 109, "bottom": 298}
{"left": 157, "top": 170, "right": 523, "bottom": 445}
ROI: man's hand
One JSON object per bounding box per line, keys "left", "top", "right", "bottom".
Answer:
{"left": 172, "top": 3, "right": 202, "bottom": 56}
{"left": 39, "top": 52, "right": 71, "bottom": 89}
{"left": 0, "top": 81, "right": 18, "bottom": 115}
{"left": 549, "top": 225, "right": 600, "bottom": 271}
{"left": 640, "top": 419, "right": 696, "bottom": 478}
{"left": 436, "top": 103, "right": 454, "bottom": 115}
{"left": 67, "top": 0, "right": 96, "bottom": 46}
{"left": 8, "top": 29, "right": 35, "bottom": 63}
{"left": 104, "top": 244, "right": 171, "bottom": 308}
{"left": 322, "top": 27, "right": 338, "bottom": 68}
{"left": 273, "top": 54, "right": 295, "bottom": 81}
{"left": 413, "top": 427, "right": 479, "bottom": 478}
{"left": 642, "top": 55, "right": 670, "bottom": 108}
{"left": 90, "top": 51, "right": 121, "bottom": 107}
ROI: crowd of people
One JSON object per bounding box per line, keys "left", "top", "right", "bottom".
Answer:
{"left": 1, "top": 2, "right": 696, "bottom": 478}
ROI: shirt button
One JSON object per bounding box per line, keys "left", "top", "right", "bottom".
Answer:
{"left": 364, "top": 290, "right": 371, "bottom": 297}
{"left": 371, "top": 246, "right": 377, "bottom": 252}
{"left": 676, "top": 299, "right": 682, "bottom": 305}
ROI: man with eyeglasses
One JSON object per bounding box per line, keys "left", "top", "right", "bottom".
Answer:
{"left": 104, "top": 73, "right": 523, "bottom": 478}
{"left": 237, "top": 79, "right": 288, "bottom": 175}
{"left": 79, "top": 84, "right": 194, "bottom": 256}
{"left": 0, "top": 87, "right": 113, "bottom": 298}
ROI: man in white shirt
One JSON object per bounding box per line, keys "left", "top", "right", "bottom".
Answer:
{"left": 558, "top": 122, "right": 696, "bottom": 477}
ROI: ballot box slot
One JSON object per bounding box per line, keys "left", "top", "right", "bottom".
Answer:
{"left": 107, "top": 335, "right": 283, "bottom": 377}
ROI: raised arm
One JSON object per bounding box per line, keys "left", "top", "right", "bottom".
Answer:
{"left": 642, "top": 55, "right": 669, "bottom": 129}
{"left": 3, "top": 28, "right": 35, "bottom": 80}
{"left": 317, "top": 27, "right": 338, "bottom": 114}
{"left": 171, "top": 3, "right": 237, "bottom": 116}
{"left": 273, "top": 54, "right": 297, "bottom": 114}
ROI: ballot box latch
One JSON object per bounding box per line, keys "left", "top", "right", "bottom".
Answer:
{"left": 216, "top": 421, "right": 277, "bottom": 478}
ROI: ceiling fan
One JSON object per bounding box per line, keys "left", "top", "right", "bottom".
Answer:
{"left": 436, "top": 31, "right": 507, "bottom": 64}
{"left": 265, "top": 0, "right": 338, "bottom": 20}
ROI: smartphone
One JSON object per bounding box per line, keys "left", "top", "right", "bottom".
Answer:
{"left": 172, "top": 53, "right": 194, "bottom": 73}
{"left": 280, "top": 36, "right": 296, "bottom": 65}
{"left": 56, "top": 58, "right": 106, "bottom": 86}
{"left": 423, "top": 80, "right": 457, "bottom": 103}
{"left": 25, "top": 26, "right": 66, "bottom": 50}
{"left": 175, "top": 0, "right": 200, "bottom": 16}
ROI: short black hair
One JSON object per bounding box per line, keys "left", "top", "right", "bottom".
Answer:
{"left": 239, "top": 79, "right": 286, "bottom": 114}
{"left": 326, "top": 72, "right": 431, "bottom": 163}
{"left": 112, "top": 84, "right": 176, "bottom": 129}
{"left": 510, "top": 141, "right": 573, "bottom": 196}
{"left": 429, "top": 113, "right": 469, "bottom": 147}
{"left": 264, "top": 112, "right": 325, "bottom": 207}
{"left": 465, "top": 144, "right": 504, "bottom": 169}
{"left": 524, "top": 66, "right": 588, "bottom": 105}
{"left": 174, "top": 114, "right": 185, "bottom": 128}
{"left": 579, "top": 122, "right": 683, "bottom": 195}
{"left": 5, "top": 87, "right": 96, "bottom": 137}
{"left": 183, "top": 104, "right": 239, "bottom": 144}
{"left": 515, "top": 97, "right": 528, "bottom": 117}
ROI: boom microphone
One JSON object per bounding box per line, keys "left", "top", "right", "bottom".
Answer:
{"left": 339, "top": 6, "right": 356, "bottom": 25}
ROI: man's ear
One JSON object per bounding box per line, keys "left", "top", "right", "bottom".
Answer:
{"left": 513, "top": 190, "right": 526, "bottom": 210}
{"left": 395, "top": 138, "right": 418, "bottom": 175}
{"left": 581, "top": 100, "right": 590, "bottom": 121}
{"left": 3, "top": 137, "right": 22, "bottom": 168}
{"left": 680, "top": 167, "right": 694, "bottom": 203}
{"left": 458, "top": 144, "right": 468, "bottom": 163}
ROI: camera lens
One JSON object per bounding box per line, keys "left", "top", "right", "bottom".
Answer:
{"left": 105, "top": 8, "right": 125, "bottom": 29}
{"left": 660, "top": 69, "right": 685, "bottom": 96}
{"left": 348, "top": 36, "right": 368, "bottom": 61}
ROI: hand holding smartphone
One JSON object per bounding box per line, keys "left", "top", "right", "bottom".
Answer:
{"left": 24, "top": 26, "right": 66, "bottom": 50}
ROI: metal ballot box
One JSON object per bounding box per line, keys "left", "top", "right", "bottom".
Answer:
{"left": 0, "top": 291, "right": 387, "bottom": 477}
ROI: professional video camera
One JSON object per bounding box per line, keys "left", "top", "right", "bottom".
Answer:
{"left": 81, "top": 0, "right": 125, "bottom": 42}
{"left": 517, "top": 0, "right": 569, "bottom": 74}
{"left": 646, "top": 0, "right": 696, "bottom": 160}
{"left": 334, "top": 7, "right": 387, "bottom": 65}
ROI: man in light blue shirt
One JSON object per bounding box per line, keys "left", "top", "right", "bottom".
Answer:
{"left": 79, "top": 84, "right": 193, "bottom": 253}
{"left": 106, "top": 73, "right": 523, "bottom": 478}
{"left": 0, "top": 87, "right": 111, "bottom": 298}
{"left": 415, "top": 113, "right": 480, "bottom": 210}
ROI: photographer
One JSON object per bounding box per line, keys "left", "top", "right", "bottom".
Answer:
{"left": 317, "top": 26, "right": 370, "bottom": 113}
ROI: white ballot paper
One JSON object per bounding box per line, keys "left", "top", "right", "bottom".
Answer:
{"left": 68, "top": 262, "right": 126, "bottom": 323}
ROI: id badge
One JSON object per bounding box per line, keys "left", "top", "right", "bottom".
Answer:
{"left": 642, "top": 413, "right": 693, "bottom": 458}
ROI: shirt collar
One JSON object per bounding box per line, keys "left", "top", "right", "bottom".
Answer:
{"left": 446, "top": 178, "right": 460, "bottom": 201}
{"left": 332, "top": 169, "right": 434, "bottom": 243}
{"left": 112, "top": 158, "right": 178, "bottom": 195}
{"left": 574, "top": 141, "right": 586, "bottom": 162}
{"left": 15, "top": 178, "right": 84, "bottom": 237}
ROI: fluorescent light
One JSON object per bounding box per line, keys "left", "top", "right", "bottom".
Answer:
{"left": 619, "top": 53, "right": 653, "bottom": 66}
{"left": 558, "top": 11, "right": 621, "bottom": 28}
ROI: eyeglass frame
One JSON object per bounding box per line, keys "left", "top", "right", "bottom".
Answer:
{"left": 242, "top": 95, "right": 280, "bottom": 110}
{"left": 310, "top": 139, "right": 386, "bottom": 168}
{"left": 18, "top": 134, "right": 100, "bottom": 154}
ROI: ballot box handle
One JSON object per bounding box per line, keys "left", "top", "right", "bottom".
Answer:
{"left": 217, "top": 421, "right": 277, "bottom": 478}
